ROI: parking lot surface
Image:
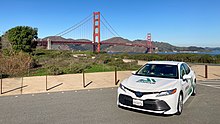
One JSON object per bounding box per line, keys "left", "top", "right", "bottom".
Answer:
{"left": 0, "top": 81, "right": 219, "bottom": 124}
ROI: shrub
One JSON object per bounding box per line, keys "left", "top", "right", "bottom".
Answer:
{"left": 0, "top": 51, "right": 32, "bottom": 77}
{"left": 47, "top": 65, "right": 63, "bottom": 75}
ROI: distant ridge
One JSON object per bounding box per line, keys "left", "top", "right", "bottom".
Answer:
{"left": 40, "top": 36, "right": 207, "bottom": 52}
{"left": 42, "top": 36, "right": 67, "bottom": 41}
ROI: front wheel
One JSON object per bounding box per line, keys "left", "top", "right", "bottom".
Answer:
{"left": 176, "top": 94, "right": 183, "bottom": 115}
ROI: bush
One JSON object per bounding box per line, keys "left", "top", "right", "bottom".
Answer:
{"left": 115, "top": 53, "right": 220, "bottom": 64}
{"left": 0, "top": 51, "right": 32, "bottom": 77}
{"left": 47, "top": 65, "right": 63, "bottom": 75}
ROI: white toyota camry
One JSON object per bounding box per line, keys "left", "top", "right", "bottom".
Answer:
{"left": 117, "top": 61, "right": 196, "bottom": 115}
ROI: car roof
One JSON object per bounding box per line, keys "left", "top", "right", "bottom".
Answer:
{"left": 147, "top": 61, "right": 182, "bottom": 65}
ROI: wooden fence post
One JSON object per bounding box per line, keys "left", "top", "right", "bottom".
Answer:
{"left": 205, "top": 65, "right": 208, "bottom": 78}
{"left": 21, "top": 77, "right": 23, "bottom": 94}
{"left": 46, "top": 75, "right": 48, "bottom": 91}
{"left": 115, "top": 67, "right": 117, "bottom": 85}
{"left": 83, "top": 70, "right": 85, "bottom": 88}
{"left": 0, "top": 73, "right": 2, "bottom": 94}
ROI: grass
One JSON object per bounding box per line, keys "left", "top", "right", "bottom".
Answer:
{"left": 29, "top": 68, "right": 48, "bottom": 76}
{"left": 3, "top": 48, "right": 219, "bottom": 78}
{"left": 85, "top": 64, "right": 115, "bottom": 73}
{"left": 26, "top": 49, "right": 141, "bottom": 77}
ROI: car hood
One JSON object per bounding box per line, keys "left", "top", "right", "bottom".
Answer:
{"left": 122, "top": 75, "right": 178, "bottom": 92}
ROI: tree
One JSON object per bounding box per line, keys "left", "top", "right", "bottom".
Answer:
{"left": 0, "top": 36, "right": 2, "bottom": 49}
{"left": 6, "top": 26, "right": 38, "bottom": 53}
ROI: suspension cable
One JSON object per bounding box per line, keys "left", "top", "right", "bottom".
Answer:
{"left": 100, "top": 20, "right": 117, "bottom": 37}
{"left": 101, "top": 14, "right": 120, "bottom": 37}
{"left": 55, "top": 14, "right": 93, "bottom": 36}
{"left": 59, "top": 16, "right": 92, "bottom": 37}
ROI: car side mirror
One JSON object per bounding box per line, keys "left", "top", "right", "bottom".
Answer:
{"left": 131, "top": 71, "right": 136, "bottom": 75}
{"left": 183, "top": 75, "right": 191, "bottom": 81}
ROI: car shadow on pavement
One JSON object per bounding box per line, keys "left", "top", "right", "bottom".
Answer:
{"left": 118, "top": 105, "right": 174, "bottom": 117}
{"left": 184, "top": 95, "right": 196, "bottom": 107}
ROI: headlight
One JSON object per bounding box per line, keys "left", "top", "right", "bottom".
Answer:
{"left": 119, "top": 83, "right": 126, "bottom": 92}
{"left": 156, "top": 88, "right": 177, "bottom": 97}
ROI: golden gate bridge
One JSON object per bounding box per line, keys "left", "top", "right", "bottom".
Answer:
{"left": 37, "top": 12, "right": 155, "bottom": 53}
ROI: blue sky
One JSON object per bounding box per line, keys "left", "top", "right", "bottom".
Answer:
{"left": 1, "top": 0, "right": 220, "bottom": 47}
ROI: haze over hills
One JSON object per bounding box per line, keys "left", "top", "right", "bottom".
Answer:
{"left": 41, "top": 36, "right": 208, "bottom": 53}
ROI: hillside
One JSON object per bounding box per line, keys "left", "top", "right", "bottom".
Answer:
{"left": 41, "top": 36, "right": 207, "bottom": 52}
{"left": 205, "top": 47, "right": 220, "bottom": 51}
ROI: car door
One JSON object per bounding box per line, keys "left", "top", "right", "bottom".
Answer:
{"left": 183, "top": 63, "right": 193, "bottom": 94}
{"left": 180, "top": 64, "right": 191, "bottom": 100}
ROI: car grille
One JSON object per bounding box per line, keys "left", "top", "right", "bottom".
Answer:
{"left": 124, "top": 86, "right": 160, "bottom": 97}
{"left": 119, "top": 94, "right": 170, "bottom": 111}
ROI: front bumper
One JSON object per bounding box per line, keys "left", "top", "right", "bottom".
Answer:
{"left": 119, "top": 94, "right": 170, "bottom": 111}
{"left": 117, "top": 87, "right": 179, "bottom": 114}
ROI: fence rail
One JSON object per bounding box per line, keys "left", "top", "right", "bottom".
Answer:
{"left": 0, "top": 64, "right": 220, "bottom": 96}
{"left": 0, "top": 67, "right": 132, "bottom": 96}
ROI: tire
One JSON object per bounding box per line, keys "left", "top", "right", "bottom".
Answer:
{"left": 191, "top": 80, "right": 196, "bottom": 96}
{"left": 176, "top": 94, "right": 183, "bottom": 115}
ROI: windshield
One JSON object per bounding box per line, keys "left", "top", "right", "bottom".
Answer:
{"left": 135, "top": 64, "right": 178, "bottom": 79}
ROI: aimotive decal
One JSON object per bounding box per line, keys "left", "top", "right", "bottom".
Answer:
{"left": 185, "top": 85, "right": 189, "bottom": 91}
{"left": 188, "top": 77, "right": 194, "bottom": 95}
{"left": 188, "top": 86, "right": 193, "bottom": 95}
{"left": 136, "top": 78, "right": 156, "bottom": 84}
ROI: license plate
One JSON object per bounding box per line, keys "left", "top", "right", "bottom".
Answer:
{"left": 133, "top": 99, "right": 143, "bottom": 106}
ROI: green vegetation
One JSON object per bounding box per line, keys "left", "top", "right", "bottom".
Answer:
{"left": 3, "top": 26, "right": 38, "bottom": 53}
{"left": 27, "top": 49, "right": 220, "bottom": 77}
{"left": 114, "top": 53, "right": 220, "bottom": 64}
{"left": 26, "top": 49, "right": 141, "bottom": 77}
{"left": 1, "top": 48, "right": 220, "bottom": 78}
{"left": 0, "top": 26, "right": 37, "bottom": 78}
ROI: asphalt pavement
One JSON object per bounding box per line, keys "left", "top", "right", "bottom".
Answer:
{"left": 0, "top": 81, "right": 219, "bottom": 124}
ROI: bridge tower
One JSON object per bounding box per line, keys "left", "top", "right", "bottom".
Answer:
{"left": 146, "top": 33, "right": 152, "bottom": 53}
{"left": 47, "top": 38, "right": 51, "bottom": 50}
{"left": 93, "top": 12, "right": 101, "bottom": 53}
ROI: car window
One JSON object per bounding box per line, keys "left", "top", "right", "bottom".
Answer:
{"left": 183, "top": 63, "right": 190, "bottom": 74}
{"left": 180, "top": 64, "right": 186, "bottom": 79}
{"left": 136, "top": 64, "right": 178, "bottom": 79}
